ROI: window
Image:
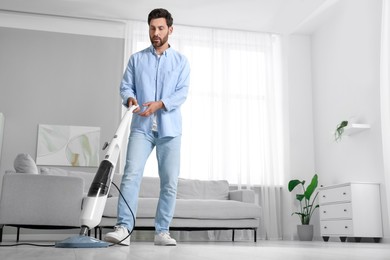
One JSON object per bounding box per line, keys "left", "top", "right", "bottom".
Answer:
{"left": 125, "top": 21, "right": 285, "bottom": 186}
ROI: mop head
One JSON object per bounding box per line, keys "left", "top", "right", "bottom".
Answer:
{"left": 55, "top": 235, "right": 110, "bottom": 248}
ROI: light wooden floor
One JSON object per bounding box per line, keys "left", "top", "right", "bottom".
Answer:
{"left": 0, "top": 240, "right": 389, "bottom": 260}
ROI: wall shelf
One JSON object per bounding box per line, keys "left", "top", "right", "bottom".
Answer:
{"left": 343, "top": 123, "right": 370, "bottom": 136}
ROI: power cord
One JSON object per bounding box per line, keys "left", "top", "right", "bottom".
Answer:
{"left": 0, "top": 242, "right": 55, "bottom": 247}
{"left": 0, "top": 180, "right": 135, "bottom": 247}
{"left": 108, "top": 181, "right": 135, "bottom": 247}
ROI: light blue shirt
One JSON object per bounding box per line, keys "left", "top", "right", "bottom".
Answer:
{"left": 120, "top": 45, "right": 190, "bottom": 138}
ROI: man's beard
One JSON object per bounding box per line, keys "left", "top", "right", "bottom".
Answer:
{"left": 150, "top": 33, "right": 169, "bottom": 48}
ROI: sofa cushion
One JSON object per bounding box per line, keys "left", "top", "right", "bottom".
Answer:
{"left": 177, "top": 178, "right": 229, "bottom": 200}
{"left": 103, "top": 197, "right": 261, "bottom": 220}
{"left": 0, "top": 173, "right": 83, "bottom": 226}
{"left": 40, "top": 167, "right": 94, "bottom": 193}
{"left": 139, "top": 177, "right": 160, "bottom": 198}
{"left": 14, "top": 153, "right": 39, "bottom": 174}
{"left": 174, "top": 199, "right": 261, "bottom": 219}
{"left": 40, "top": 167, "right": 121, "bottom": 197}
{"left": 137, "top": 177, "right": 230, "bottom": 199}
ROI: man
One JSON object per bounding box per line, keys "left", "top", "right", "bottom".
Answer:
{"left": 104, "top": 8, "right": 190, "bottom": 246}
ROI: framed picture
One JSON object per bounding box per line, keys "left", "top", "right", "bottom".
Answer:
{"left": 36, "top": 124, "right": 100, "bottom": 167}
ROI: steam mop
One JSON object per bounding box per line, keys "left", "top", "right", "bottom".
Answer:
{"left": 55, "top": 105, "right": 138, "bottom": 248}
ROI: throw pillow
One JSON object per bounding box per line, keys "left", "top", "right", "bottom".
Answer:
{"left": 13, "top": 153, "right": 39, "bottom": 174}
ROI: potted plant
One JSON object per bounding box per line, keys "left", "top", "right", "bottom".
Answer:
{"left": 288, "top": 174, "right": 319, "bottom": 241}
{"left": 334, "top": 120, "right": 348, "bottom": 142}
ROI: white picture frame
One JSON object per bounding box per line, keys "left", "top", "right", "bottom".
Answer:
{"left": 36, "top": 124, "right": 100, "bottom": 167}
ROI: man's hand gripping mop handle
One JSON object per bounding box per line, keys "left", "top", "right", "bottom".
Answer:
{"left": 79, "top": 105, "right": 138, "bottom": 235}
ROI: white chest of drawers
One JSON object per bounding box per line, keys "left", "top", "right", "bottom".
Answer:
{"left": 319, "top": 182, "right": 383, "bottom": 242}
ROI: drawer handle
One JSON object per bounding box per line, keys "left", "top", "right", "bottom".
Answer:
{"left": 345, "top": 226, "right": 348, "bottom": 229}
{"left": 324, "top": 226, "right": 327, "bottom": 229}
{"left": 322, "top": 195, "right": 326, "bottom": 198}
{"left": 343, "top": 192, "right": 347, "bottom": 195}
{"left": 344, "top": 209, "right": 347, "bottom": 212}
{"left": 323, "top": 210, "right": 327, "bottom": 213}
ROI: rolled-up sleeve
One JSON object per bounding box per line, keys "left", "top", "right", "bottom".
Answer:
{"left": 120, "top": 57, "right": 136, "bottom": 108}
{"left": 161, "top": 56, "right": 190, "bottom": 112}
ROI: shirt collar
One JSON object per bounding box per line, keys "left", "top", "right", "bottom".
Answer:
{"left": 149, "top": 44, "right": 171, "bottom": 57}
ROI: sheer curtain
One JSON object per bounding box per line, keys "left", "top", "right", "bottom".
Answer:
{"left": 123, "top": 20, "right": 285, "bottom": 240}
{"left": 380, "top": 0, "right": 390, "bottom": 226}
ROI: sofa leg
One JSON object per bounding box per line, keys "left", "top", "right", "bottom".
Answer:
{"left": 93, "top": 227, "right": 101, "bottom": 239}
{"left": 0, "top": 224, "right": 3, "bottom": 243}
{"left": 232, "top": 229, "right": 235, "bottom": 242}
{"left": 16, "top": 227, "right": 20, "bottom": 242}
{"left": 254, "top": 229, "right": 257, "bottom": 242}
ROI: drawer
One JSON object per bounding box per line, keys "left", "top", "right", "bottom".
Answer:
{"left": 321, "top": 220, "right": 353, "bottom": 235}
{"left": 320, "top": 203, "right": 352, "bottom": 220}
{"left": 319, "top": 185, "right": 351, "bottom": 204}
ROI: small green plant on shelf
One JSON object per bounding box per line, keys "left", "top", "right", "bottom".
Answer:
{"left": 288, "top": 174, "right": 319, "bottom": 225}
{"left": 334, "top": 120, "right": 348, "bottom": 142}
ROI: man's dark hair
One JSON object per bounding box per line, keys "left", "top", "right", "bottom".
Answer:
{"left": 148, "top": 8, "right": 173, "bottom": 27}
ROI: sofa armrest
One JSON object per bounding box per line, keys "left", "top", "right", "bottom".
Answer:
{"left": 0, "top": 173, "right": 84, "bottom": 227}
{"left": 229, "top": 189, "right": 255, "bottom": 203}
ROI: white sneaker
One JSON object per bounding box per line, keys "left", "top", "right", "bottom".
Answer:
{"left": 104, "top": 225, "right": 130, "bottom": 246}
{"left": 154, "top": 232, "right": 177, "bottom": 246}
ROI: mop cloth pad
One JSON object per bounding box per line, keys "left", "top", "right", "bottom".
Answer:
{"left": 55, "top": 235, "right": 110, "bottom": 248}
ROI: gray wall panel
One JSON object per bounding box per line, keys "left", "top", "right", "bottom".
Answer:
{"left": 0, "top": 27, "right": 124, "bottom": 177}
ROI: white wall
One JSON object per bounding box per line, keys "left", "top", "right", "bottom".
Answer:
{"left": 310, "top": 0, "right": 389, "bottom": 240}
{"left": 285, "top": 35, "right": 317, "bottom": 240}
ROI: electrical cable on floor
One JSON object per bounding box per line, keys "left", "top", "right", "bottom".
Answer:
{"left": 108, "top": 181, "right": 135, "bottom": 247}
{"left": 0, "top": 242, "right": 55, "bottom": 247}
{"left": 0, "top": 181, "right": 135, "bottom": 247}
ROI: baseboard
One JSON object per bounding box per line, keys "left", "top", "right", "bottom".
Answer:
{"left": 283, "top": 234, "right": 390, "bottom": 244}
{"left": 378, "top": 237, "right": 390, "bottom": 243}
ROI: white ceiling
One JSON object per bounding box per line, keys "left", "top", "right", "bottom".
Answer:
{"left": 0, "top": 0, "right": 338, "bottom": 34}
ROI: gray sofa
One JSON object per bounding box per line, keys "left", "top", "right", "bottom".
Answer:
{"left": 0, "top": 172, "right": 85, "bottom": 242}
{"left": 100, "top": 176, "right": 262, "bottom": 242}
{"left": 0, "top": 155, "right": 261, "bottom": 242}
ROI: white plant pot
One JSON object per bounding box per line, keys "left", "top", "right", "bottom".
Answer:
{"left": 297, "top": 224, "right": 314, "bottom": 241}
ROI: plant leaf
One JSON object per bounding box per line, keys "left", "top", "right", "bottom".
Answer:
{"left": 304, "top": 174, "right": 318, "bottom": 200}
{"left": 288, "top": 179, "right": 302, "bottom": 192}
{"left": 296, "top": 194, "right": 305, "bottom": 201}
{"left": 292, "top": 212, "right": 306, "bottom": 217}
{"left": 335, "top": 121, "right": 348, "bottom": 142}
{"left": 336, "top": 120, "right": 348, "bottom": 131}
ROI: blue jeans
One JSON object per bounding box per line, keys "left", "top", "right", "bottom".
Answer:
{"left": 116, "top": 131, "right": 181, "bottom": 233}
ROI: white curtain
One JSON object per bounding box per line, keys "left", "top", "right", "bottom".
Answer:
{"left": 124, "top": 20, "right": 285, "bottom": 240}
{"left": 380, "top": 0, "right": 390, "bottom": 225}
